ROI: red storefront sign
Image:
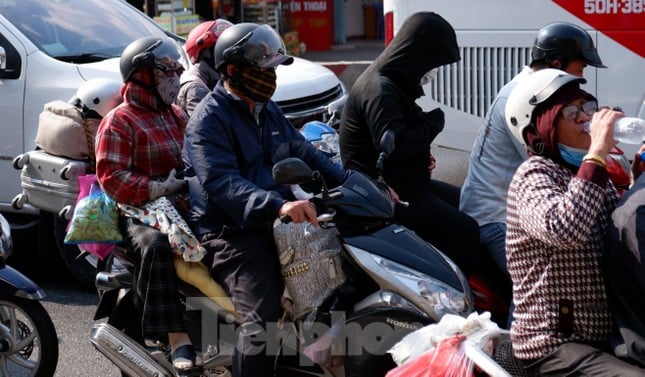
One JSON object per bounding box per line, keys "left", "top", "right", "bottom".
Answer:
{"left": 289, "top": 0, "right": 334, "bottom": 51}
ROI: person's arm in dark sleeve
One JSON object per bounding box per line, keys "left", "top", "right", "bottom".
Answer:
{"left": 363, "top": 80, "right": 437, "bottom": 164}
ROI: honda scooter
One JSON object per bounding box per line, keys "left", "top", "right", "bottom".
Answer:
{"left": 90, "top": 131, "right": 475, "bottom": 376}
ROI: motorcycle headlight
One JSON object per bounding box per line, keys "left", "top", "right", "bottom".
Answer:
{"left": 0, "top": 215, "right": 13, "bottom": 262}
{"left": 372, "top": 255, "right": 469, "bottom": 318}
{"left": 310, "top": 132, "right": 340, "bottom": 157}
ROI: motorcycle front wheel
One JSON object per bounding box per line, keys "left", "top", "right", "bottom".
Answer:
{"left": 0, "top": 294, "right": 59, "bottom": 377}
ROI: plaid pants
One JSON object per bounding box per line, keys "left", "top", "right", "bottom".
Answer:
{"left": 125, "top": 218, "right": 185, "bottom": 339}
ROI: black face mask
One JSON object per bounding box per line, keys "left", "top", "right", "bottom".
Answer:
{"left": 231, "top": 66, "right": 277, "bottom": 102}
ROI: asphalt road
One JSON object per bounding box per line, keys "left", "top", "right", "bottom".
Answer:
{"left": 8, "top": 248, "right": 120, "bottom": 377}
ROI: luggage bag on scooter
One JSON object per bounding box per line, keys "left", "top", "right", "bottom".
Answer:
{"left": 12, "top": 150, "right": 90, "bottom": 217}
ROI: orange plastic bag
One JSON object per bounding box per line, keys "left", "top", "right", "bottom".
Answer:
{"left": 386, "top": 334, "right": 474, "bottom": 377}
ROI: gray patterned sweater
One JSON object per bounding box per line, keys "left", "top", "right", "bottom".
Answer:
{"left": 506, "top": 156, "right": 620, "bottom": 360}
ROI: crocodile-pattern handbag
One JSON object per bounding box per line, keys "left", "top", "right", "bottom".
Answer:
{"left": 273, "top": 221, "right": 346, "bottom": 318}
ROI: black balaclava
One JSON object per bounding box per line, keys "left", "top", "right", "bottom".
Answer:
{"left": 374, "top": 12, "right": 460, "bottom": 99}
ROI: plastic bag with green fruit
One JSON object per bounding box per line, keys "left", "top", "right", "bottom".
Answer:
{"left": 64, "top": 183, "right": 122, "bottom": 244}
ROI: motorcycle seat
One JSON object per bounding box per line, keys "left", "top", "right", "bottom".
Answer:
{"left": 173, "top": 255, "right": 238, "bottom": 317}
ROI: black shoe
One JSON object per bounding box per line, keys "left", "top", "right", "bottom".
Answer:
{"left": 171, "top": 344, "right": 203, "bottom": 377}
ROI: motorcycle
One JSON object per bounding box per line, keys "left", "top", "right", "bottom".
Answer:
{"left": 299, "top": 121, "right": 512, "bottom": 327}
{"left": 0, "top": 213, "right": 59, "bottom": 376}
{"left": 90, "top": 131, "right": 476, "bottom": 376}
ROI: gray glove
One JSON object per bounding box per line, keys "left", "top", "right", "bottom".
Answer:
{"left": 148, "top": 168, "right": 186, "bottom": 201}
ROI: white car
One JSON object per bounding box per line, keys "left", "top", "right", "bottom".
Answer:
{"left": 0, "top": 0, "right": 346, "bottom": 287}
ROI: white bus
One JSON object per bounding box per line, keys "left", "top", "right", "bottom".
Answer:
{"left": 384, "top": 0, "right": 644, "bottom": 185}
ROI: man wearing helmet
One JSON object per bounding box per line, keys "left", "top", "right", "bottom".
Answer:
{"left": 95, "top": 37, "right": 202, "bottom": 376}
{"left": 505, "top": 68, "right": 645, "bottom": 375}
{"left": 459, "top": 22, "right": 607, "bottom": 299}
{"left": 182, "top": 23, "right": 348, "bottom": 377}
{"left": 177, "top": 19, "right": 233, "bottom": 116}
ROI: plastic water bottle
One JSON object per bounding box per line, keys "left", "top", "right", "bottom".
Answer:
{"left": 584, "top": 117, "right": 645, "bottom": 145}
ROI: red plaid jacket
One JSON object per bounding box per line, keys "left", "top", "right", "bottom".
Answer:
{"left": 96, "top": 82, "right": 187, "bottom": 206}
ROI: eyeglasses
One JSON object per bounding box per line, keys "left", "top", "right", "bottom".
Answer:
{"left": 155, "top": 63, "right": 184, "bottom": 77}
{"left": 561, "top": 101, "right": 598, "bottom": 120}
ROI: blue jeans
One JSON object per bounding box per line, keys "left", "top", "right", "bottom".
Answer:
{"left": 479, "top": 222, "right": 508, "bottom": 276}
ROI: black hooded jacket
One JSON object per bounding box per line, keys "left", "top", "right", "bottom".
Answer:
{"left": 339, "top": 12, "right": 460, "bottom": 189}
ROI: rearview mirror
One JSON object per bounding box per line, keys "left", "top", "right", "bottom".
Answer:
{"left": 379, "top": 130, "right": 395, "bottom": 155}
{"left": 376, "top": 130, "right": 396, "bottom": 181}
{"left": 272, "top": 157, "right": 316, "bottom": 185}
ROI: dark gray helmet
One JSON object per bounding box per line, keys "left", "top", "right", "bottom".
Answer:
{"left": 531, "top": 22, "right": 606, "bottom": 68}
{"left": 120, "top": 36, "right": 184, "bottom": 82}
{"left": 214, "top": 23, "right": 293, "bottom": 71}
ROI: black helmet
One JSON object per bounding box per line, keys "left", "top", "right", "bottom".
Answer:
{"left": 214, "top": 23, "right": 293, "bottom": 71}
{"left": 531, "top": 22, "right": 606, "bottom": 68}
{"left": 120, "top": 36, "right": 184, "bottom": 82}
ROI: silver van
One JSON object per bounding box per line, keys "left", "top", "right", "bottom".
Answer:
{"left": 0, "top": 0, "right": 346, "bottom": 287}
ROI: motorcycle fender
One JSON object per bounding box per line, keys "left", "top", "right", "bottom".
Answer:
{"left": 0, "top": 264, "right": 46, "bottom": 299}
{"left": 343, "top": 307, "right": 432, "bottom": 376}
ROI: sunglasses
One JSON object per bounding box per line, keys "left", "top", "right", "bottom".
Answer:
{"left": 561, "top": 101, "right": 598, "bottom": 120}
{"left": 155, "top": 63, "right": 184, "bottom": 77}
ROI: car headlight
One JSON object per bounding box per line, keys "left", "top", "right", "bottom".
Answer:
{"left": 372, "top": 254, "right": 469, "bottom": 318}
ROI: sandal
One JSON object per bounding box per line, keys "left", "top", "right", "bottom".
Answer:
{"left": 171, "top": 344, "right": 203, "bottom": 377}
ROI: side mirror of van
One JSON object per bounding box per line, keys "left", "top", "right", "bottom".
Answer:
{"left": 0, "top": 46, "right": 6, "bottom": 71}
{"left": 0, "top": 44, "right": 19, "bottom": 79}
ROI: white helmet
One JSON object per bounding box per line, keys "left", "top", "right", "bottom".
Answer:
{"left": 505, "top": 68, "right": 585, "bottom": 148}
{"left": 69, "top": 78, "right": 122, "bottom": 118}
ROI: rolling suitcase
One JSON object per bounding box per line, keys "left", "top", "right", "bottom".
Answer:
{"left": 12, "top": 150, "right": 91, "bottom": 219}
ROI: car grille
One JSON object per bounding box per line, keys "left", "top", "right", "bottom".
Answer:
{"left": 276, "top": 84, "right": 344, "bottom": 129}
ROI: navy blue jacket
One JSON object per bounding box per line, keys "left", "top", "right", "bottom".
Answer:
{"left": 183, "top": 82, "right": 346, "bottom": 236}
